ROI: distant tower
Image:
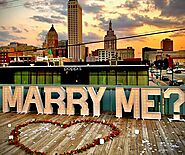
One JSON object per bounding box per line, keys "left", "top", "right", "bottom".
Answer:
{"left": 68, "top": 0, "right": 82, "bottom": 61}
{"left": 161, "top": 38, "right": 173, "bottom": 51}
{"left": 45, "top": 24, "right": 58, "bottom": 57}
{"left": 104, "top": 20, "right": 117, "bottom": 50}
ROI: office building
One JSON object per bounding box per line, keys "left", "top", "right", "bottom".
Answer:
{"left": 58, "top": 40, "right": 68, "bottom": 58}
{"left": 116, "top": 47, "right": 135, "bottom": 60}
{"left": 142, "top": 47, "right": 161, "bottom": 61}
{"left": 43, "top": 24, "right": 58, "bottom": 57}
{"left": 104, "top": 20, "right": 117, "bottom": 50}
{"left": 161, "top": 38, "right": 173, "bottom": 51}
{"left": 68, "top": 0, "right": 83, "bottom": 61}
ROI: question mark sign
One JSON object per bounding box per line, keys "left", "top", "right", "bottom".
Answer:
{"left": 164, "top": 88, "right": 185, "bottom": 120}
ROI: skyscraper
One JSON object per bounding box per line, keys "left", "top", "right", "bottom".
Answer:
{"left": 68, "top": 0, "right": 82, "bottom": 61}
{"left": 104, "top": 20, "right": 117, "bottom": 50}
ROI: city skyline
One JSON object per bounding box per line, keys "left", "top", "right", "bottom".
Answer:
{"left": 0, "top": 0, "right": 185, "bottom": 57}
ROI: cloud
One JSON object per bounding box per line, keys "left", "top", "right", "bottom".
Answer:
{"left": 117, "top": 1, "right": 140, "bottom": 10}
{"left": 116, "top": 0, "right": 154, "bottom": 13}
{"left": 83, "top": 32, "right": 102, "bottom": 42}
{"left": 1, "top": 26, "right": 28, "bottom": 34}
{"left": 133, "top": 14, "right": 185, "bottom": 28}
{"left": 30, "top": 15, "right": 62, "bottom": 24}
{"left": 108, "top": 11, "right": 118, "bottom": 14}
{"left": 24, "top": 1, "right": 50, "bottom": 9}
{"left": 24, "top": 28, "right": 29, "bottom": 32}
{"left": 113, "top": 15, "right": 143, "bottom": 30}
{"left": 37, "top": 30, "right": 48, "bottom": 42}
{"left": 0, "top": 0, "right": 8, "bottom": 6}
{"left": 152, "top": 0, "right": 168, "bottom": 10}
{"left": 50, "top": 1, "right": 67, "bottom": 16}
{"left": 24, "top": 0, "right": 102, "bottom": 22}
{"left": 50, "top": 15, "right": 66, "bottom": 25}
{"left": 152, "top": 0, "right": 185, "bottom": 17}
{"left": 51, "top": 7, "right": 67, "bottom": 16}
{"left": 50, "top": 15, "right": 65, "bottom": 20}
{"left": 94, "top": 14, "right": 106, "bottom": 22}
{"left": 160, "top": 0, "right": 185, "bottom": 17}
{"left": 37, "top": 30, "right": 67, "bottom": 42}
{"left": 78, "top": 0, "right": 88, "bottom": 4}
{"left": 99, "top": 15, "right": 143, "bottom": 32}
{"left": 50, "top": 0, "right": 66, "bottom": 5}
{"left": 84, "top": 22, "right": 88, "bottom": 27}
{"left": 82, "top": 3, "right": 104, "bottom": 14}
{"left": 91, "top": 24, "right": 98, "bottom": 28}
{"left": 11, "top": 26, "right": 22, "bottom": 33}
{"left": 0, "top": 26, "right": 6, "bottom": 30}
{"left": 169, "top": 31, "right": 185, "bottom": 37}
{"left": 24, "top": 0, "right": 67, "bottom": 16}
{"left": 0, "top": 31, "right": 26, "bottom": 42}
{"left": 58, "top": 32, "right": 67, "bottom": 40}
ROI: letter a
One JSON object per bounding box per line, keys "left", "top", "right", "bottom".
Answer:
{"left": 44, "top": 86, "right": 66, "bottom": 115}
{"left": 66, "top": 87, "right": 89, "bottom": 116}
{"left": 22, "top": 86, "right": 44, "bottom": 114}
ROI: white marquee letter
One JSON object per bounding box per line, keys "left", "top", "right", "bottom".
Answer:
{"left": 3, "top": 86, "right": 23, "bottom": 113}
{"left": 116, "top": 88, "right": 140, "bottom": 119}
{"left": 44, "top": 86, "right": 66, "bottom": 115}
{"left": 22, "top": 86, "right": 43, "bottom": 114}
{"left": 66, "top": 87, "right": 89, "bottom": 116}
{"left": 87, "top": 87, "right": 106, "bottom": 117}
{"left": 141, "top": 88, "right": 161, "bottom": 119}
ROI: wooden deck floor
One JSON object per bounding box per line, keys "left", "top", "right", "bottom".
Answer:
{"left": 0, "top": 113, "right": 184, "bottom": 155}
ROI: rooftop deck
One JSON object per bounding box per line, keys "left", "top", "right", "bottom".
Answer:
{"left": 0, "top": 113, "right": 184, "bottom": 155}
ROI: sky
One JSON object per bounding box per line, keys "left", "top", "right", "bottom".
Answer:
{"left": 0, "top": 0, "right": 185, "bottom": 57}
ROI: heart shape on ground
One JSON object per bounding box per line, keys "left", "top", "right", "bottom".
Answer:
{"left": 8, "top": 119, "right": 120, "bottom": 155}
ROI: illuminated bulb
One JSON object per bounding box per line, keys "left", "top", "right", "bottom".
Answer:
{"left": 135, "top": 129, "right": 139, "bottom": 135}
{"left": 9, "top": 135, "right": 14, "bottom": 140}
{"left": 100, "top": 138, "right": 104, "bottom": 144}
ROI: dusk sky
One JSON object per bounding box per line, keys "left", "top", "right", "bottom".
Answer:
{"left": 0, "top": 0, "right": 185, "bottom": 57}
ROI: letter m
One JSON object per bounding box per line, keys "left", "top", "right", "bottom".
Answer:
{"left": 116, "top": 88, "right": 140, "bottom": 119}
{"left": 3, "top": 86, "right": 23, "bottom": 113}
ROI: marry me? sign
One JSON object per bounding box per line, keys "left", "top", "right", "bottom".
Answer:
{"left": 1, "top": 85, "right": 185, "bottom": 120}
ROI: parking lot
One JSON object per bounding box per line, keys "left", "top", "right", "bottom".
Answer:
{"left": 149, "top": 69, "right": 185, "bottom": 86}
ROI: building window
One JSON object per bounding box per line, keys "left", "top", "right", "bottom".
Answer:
{"left": 108, "top": 70, "right": 116, "bottom": 85}
{"left": 128, "top": 71, "right": 137, "bottom": 85}
{"left": 99, "top": 71, "right": 106, "bottom": 84}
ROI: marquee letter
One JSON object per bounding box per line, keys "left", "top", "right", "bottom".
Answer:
{"left": 87, "top": 87, "right": 106, "bottom": 117}
{"left": 22, "top": 86, "right": 43, "bottom": 114}
{"left": 66, "top": 87, "right": 89, "bottom": 116}
{"left": 141, "top": 88, "right": 161, "bottom": 119}
{"left": 44, "top": 86, "right": 66, "bottom": 115}
{"left": 164, "top": 88, "right": 185, "bottom": 120}
{"left": 116, "top": 88, "right": 140, "bottom": 119}
{"left": 3, "top": 86, "right": 23, "bottom": 113}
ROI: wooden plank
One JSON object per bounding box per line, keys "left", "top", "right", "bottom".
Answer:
{"left": 158, "top": 119, "right": 185, "bottom": 154}
{"left": 156, "top": 120, "right": 176, "bottom": 154}
{"left": 151, "top": 120, "right": 167, "bottom": 155}
{"left": 0, "top": 113, "right": 185, "bottom": 155}
{"left": 92, "top": 115, "right": 113, "bottom": 155}
{"left": 0, "top": 114, "right": 59, "bottom": 154}
{"left": 141, "top": 119, "right": 152, "bottom": 155}
{"left": 146, "top": 120, "right": 159, "bottom": 155}
{"left": 99, "top": 115, "right": 120, "bottom": 155}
